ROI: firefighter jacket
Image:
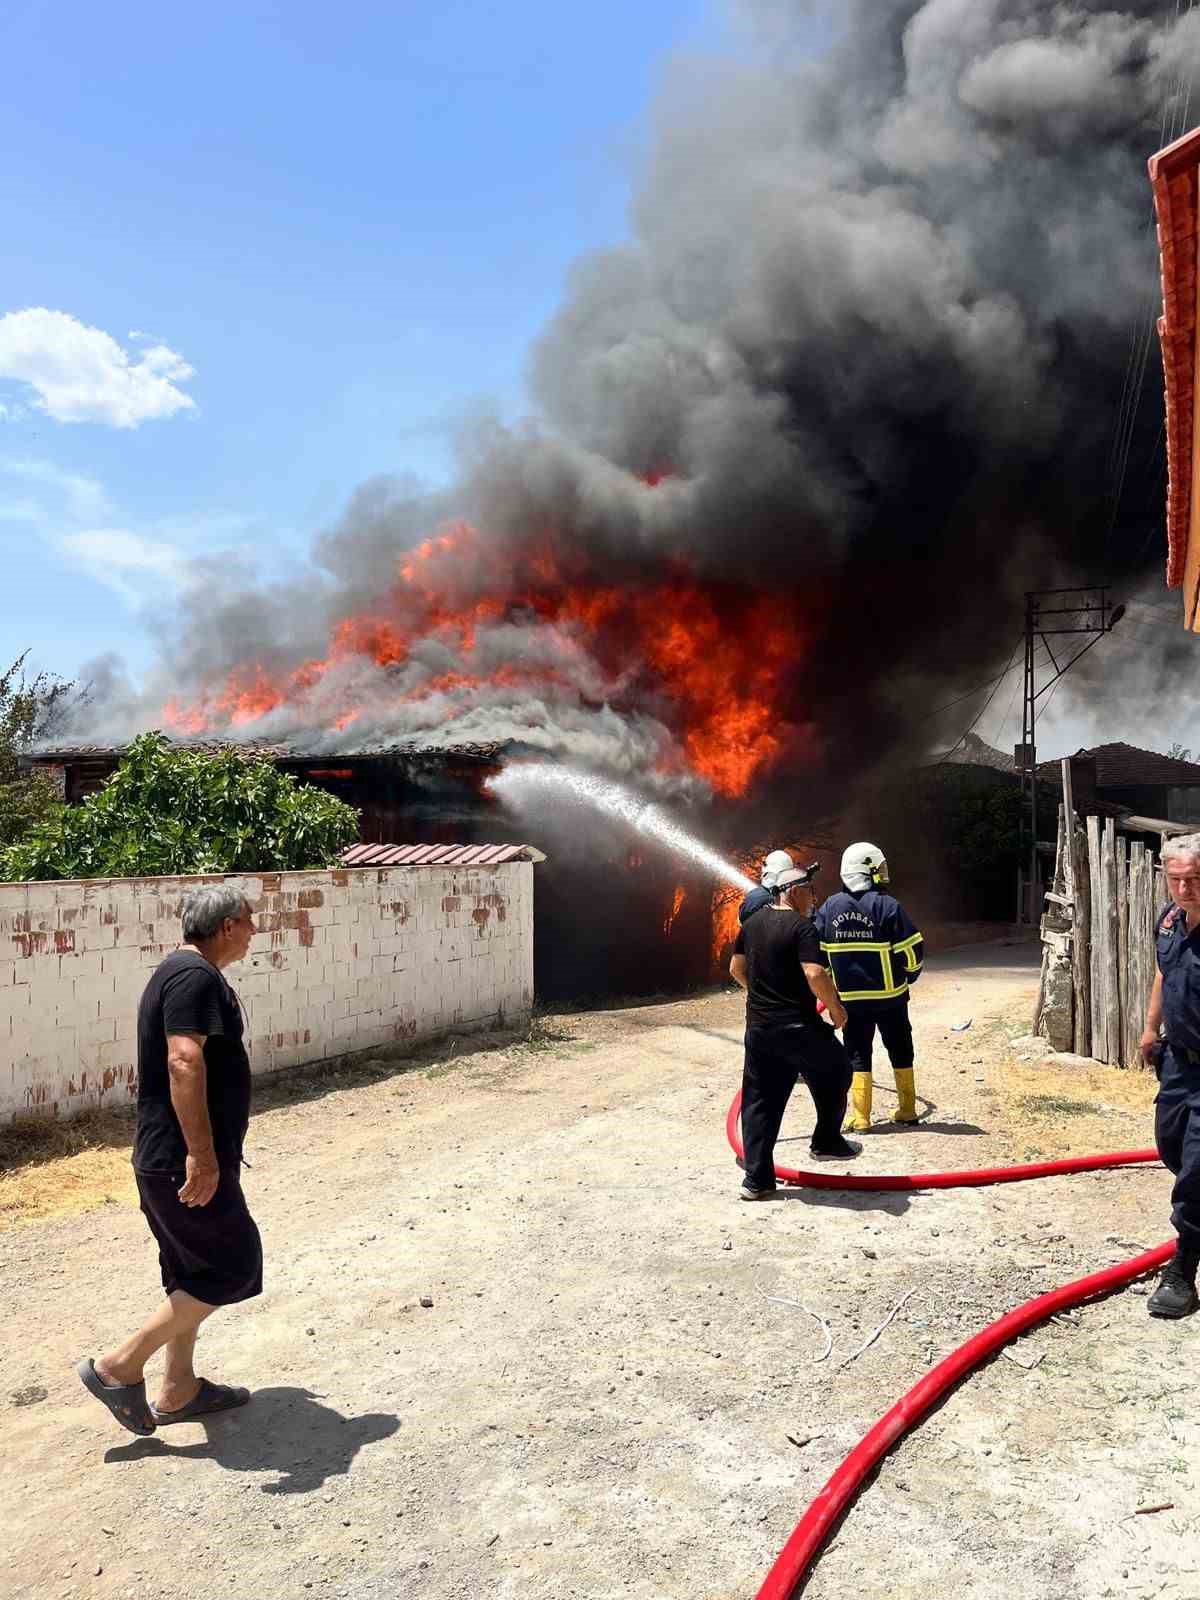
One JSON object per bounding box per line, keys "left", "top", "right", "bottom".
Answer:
{"left": 813, "top": 889, "right": 924, "bottom": 1004}
{"left": 738, "top": 887, "right": 773, "bottom": 925}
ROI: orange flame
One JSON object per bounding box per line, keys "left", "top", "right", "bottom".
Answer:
{"left": 163, "top": 521, "right": 806, "bottom": 797}
{"left": 711, "top": 888, "right": 743, "bottom": 967}
{"left": 663, "top": 885, "right": 687, "bottom": 936}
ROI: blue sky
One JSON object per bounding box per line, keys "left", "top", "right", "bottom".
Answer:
{"left": 0, "top": 0, "right": 755, "bottom": 681}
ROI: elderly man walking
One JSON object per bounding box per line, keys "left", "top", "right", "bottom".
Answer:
{"left": 77, "top": 885, "right": 262, "bottom": 1434}
{"left": 1141, "top": 834, "right": 1200, "bottom": 1319}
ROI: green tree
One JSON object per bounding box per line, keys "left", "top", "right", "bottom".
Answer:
{"left": 909, "top": 765, "right": 1027, "bottom": 920}
{"left": 1167, "top": 742, "right": 1193, "bottom": 762}
{"left": 1, "top": 731, "right": 359, "bottom": 881}
{"left": 0, "top": 653, "right": 74, "bottom": 849}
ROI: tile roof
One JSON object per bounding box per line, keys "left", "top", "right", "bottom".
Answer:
{"left": 340, "top": 842, "right": 546, "bottom": 867}
{"left": 30, "top": 740, "right": 291, "bottom": 761}
{"left": 1149, "top": 126, "right": 1200, "bottom": 622}
{"left": 1040, "top": 741, "right": 1200, "bottom": 788}
{"left": 30, "top": 737, "right": 512, "bottom": 764}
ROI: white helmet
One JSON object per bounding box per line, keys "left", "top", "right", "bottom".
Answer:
{"left": 761, "top": 849, "right": 794, "bottom": 889}
{"left": 841, "top": 841, "right": 889, "bottom": 892}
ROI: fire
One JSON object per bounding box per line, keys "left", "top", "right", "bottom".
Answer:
{"left": 215, "top": 666, "right": 284, "bottom": 726}
{"left": 164, "top": 521, "right": 806, "bottom": 798}
{"left": 711, "top": 887, "right": 743, "bottom": 966}
{"left": 663, "top": 885, "right": 687, "bottom": 936}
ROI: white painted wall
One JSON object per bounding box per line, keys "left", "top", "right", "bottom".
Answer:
{"left": 0, "top": 861, "right": 534, "bottom": 1124}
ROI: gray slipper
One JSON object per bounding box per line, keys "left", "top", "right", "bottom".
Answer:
{"left": 151, "top": 1377, "right": 250, "bottom": 1424}
{"left": 76, "top": 1358, "right": 156, "bottom": 1436}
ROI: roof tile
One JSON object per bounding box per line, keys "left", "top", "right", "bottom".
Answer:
{"left": 1041, "top": 740, "right": 1200, "bottom": 788}
{"left": 338, "top": 842, "right": 545, "bottom": 867}
{"left": 1149, "top": 127, "right": 1200, "bottom": 594}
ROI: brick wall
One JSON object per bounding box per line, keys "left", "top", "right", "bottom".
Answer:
{"left": 0, "top": 862, "right": 534, "bottom": 1124}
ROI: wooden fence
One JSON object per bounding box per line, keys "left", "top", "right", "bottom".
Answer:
{"left": 1035, "top": 761, "right": 1158, "bottom": 1067}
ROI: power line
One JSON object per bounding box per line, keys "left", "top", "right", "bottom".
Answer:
{"left": 936, "top": 640, "right": 1023, "bottom": 763}
{"left": 916, "top": 656, "right": 1022, "bottom": 725}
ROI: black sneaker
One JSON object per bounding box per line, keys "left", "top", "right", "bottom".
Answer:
{"left": 1148, "top": 1250, "right": 1200, "bottom": 1319}
{"left": 809, "top": 1138, "right": 863, "bottom": 1161}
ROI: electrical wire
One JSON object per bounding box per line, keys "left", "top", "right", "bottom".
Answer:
{"left": 934, "top": 639, "right": 1023, "bottom": 762}
{"left": 1104, "top": 2, "right": 1194, "bottom": 563}
{"left": 916, "top": 655, "right": 1021, "bottom": 726}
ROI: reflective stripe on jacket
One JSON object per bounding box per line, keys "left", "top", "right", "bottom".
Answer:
{"left": 813, "top": 889, "right": 924, "bottom": 1003}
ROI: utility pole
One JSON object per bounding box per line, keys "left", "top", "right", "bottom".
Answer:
{"left": 1016, "top": 587, "right": 1124, "bottom": 924}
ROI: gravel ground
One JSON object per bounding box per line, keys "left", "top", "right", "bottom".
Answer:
{"left": 2, "top": 938, "right": 1195, "bottom": 1600}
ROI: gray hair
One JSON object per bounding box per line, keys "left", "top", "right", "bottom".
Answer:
{"left": 1162, "top": 833, "right": 1200, "bottom": 871}
{"left": 181, "top": 884, "right": 250, "bottom": 942}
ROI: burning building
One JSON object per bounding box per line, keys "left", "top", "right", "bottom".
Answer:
{"left": 39, "top": 4, "right": 1200, "bottom": 979}
{"left": 27, "top": 737, "right": 725, "bottom": 1001}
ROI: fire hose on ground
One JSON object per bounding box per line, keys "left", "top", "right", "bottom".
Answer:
{"left": 725, "top": 1089, "right": 1169, "bottom": 1600}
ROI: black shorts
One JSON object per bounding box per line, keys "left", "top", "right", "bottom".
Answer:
{"left": 134, "top": 1167, "right": 263, "bottom": 1307}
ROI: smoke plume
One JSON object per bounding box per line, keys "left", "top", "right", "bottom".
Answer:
{"left": 62, "top": 0, "right": 1200, "bottom": 800}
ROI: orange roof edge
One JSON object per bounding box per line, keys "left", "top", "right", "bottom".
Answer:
{"left": 1149, "top": 126, "right": 1200, "bottom": 614}
{"left": 1149, "top": 125, "right": 1200, "bottom": 184}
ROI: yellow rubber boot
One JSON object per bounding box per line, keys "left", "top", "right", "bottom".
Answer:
{"left": 844, "top": 1071, "right": 872, "bottom": 1132}
{"left": 892, "top": 1067, "right": 919, "bottom": 1124}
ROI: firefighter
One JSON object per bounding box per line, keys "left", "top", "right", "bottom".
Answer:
{"left": 1139, "top": 833, "right": 1200, "bottom": 1318}
{"left": 730, "top": 862, "right": 858, "bottom": 1197}
{"left": 813, "top": 842, "right": 924, "bottom": 1131}
{"left": 739, "top": 849, "right": 795, "bottom": 926}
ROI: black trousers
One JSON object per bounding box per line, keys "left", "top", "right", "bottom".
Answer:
{"left": 843, "top": 998, "right": 914, "bottom": 1075}
{"left": 741, "top": 1023, "right": 853, "bottom": 1190}
{"left": 1155, "top": 1046, "right": 1200, "bottom": 1253}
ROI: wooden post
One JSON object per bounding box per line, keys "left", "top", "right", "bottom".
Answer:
{"left": 1060, "top": 763, "right": 1085, "bottom": 1057}
{"left": 1117, "top": 833, "right": 1129, "bottom": 1066}
{"left": 1087, "top": 814, "right": 1105, "bottom": 1060}
{"left": 1060, "top": 762, "right": 1075, "bottom": 906}
{"left": 1141, "top": 843, "right": 1160, "bottom": 1067}
{"left": 1102, "top": 819, "right": 1120, "bottom": 1065}
{"left": 1034, "top": 804, "right": 1067, "bottom": 1035}
{"left": 1128, "top": 842, "right": 1144, "bottom": 1066}
{"left": 1073, "top": 817, "right": 1091, "bottom": 1057}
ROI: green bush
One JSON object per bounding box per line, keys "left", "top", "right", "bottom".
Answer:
{"left": 1, "top": 732, "right": 359, "bottom": 882}
{"left": 0, "top": 653, "right": 72, "bottom": 850}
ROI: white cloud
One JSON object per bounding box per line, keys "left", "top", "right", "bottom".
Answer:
{"left": 0, "top": 308, "right": 196, "bottom": 428}
{"left": 0, "top": 457, "right": 265, "bottom": 613}
{"left": 59, "top": 528, "right": 189, "bottom": 603}
{"left": 1, "top": 457, "right": 111, "bottom": 520}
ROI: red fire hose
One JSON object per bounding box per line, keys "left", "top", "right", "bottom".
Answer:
{"left": 725, "top": 1089, "right": 1168, "bottom": 1600}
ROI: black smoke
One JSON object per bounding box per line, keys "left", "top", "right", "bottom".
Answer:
{"left": 64, "top": 0, "right": 1200, "bottom": 797}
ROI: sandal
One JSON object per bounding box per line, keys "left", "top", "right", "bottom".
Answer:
{"left": 150, "top": 1377, "right": 250, "bottom": 1424}
{"left": 76, "top": 1357, "right": 156, "bottom": 1437}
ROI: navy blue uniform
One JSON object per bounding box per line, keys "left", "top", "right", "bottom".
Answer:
{"left": 813, "top": 889, "right": 923, "bottom": 1077}
{"left": 812, "top": 889, "right": 923, "bottom": 1002}
{"left": 1154, "top": 906, "right": 1200, "bottom": 1252}
{"left": 738, "top": 887, "right": 773, "bottom": 926}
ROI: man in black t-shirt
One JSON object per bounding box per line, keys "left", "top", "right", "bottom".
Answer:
{"left": 731, "top": 862, "right": 859, "bottom": 1199}
{"left": 77, "top": 885, "right": 262, "bottom": 1438}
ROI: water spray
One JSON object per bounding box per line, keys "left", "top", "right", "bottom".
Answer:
{"left": 487, "top": 764, "right": 756, "bottom": 892}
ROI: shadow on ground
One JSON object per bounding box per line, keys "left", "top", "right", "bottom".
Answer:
{"left": 103, "top": 1386, "right": 400, "bottom": 1493}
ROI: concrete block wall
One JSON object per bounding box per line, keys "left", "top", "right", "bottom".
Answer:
{"left": 0, "top": 861, "right": 534, "bottom": 1124}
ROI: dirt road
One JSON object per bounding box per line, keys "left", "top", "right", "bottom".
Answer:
{"left": 2, "top": 940, "right": 1195, "bottom": 1600}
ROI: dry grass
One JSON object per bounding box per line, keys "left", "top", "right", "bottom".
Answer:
{"left": 0, "top": 1028, "right": 526, "bottom": 1232}
{"left": 987, "top": 1009, "right": 1159, "bottom": 1159}
{"left": 0, "top": 1109, "right": 137, "bottom": 1231}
